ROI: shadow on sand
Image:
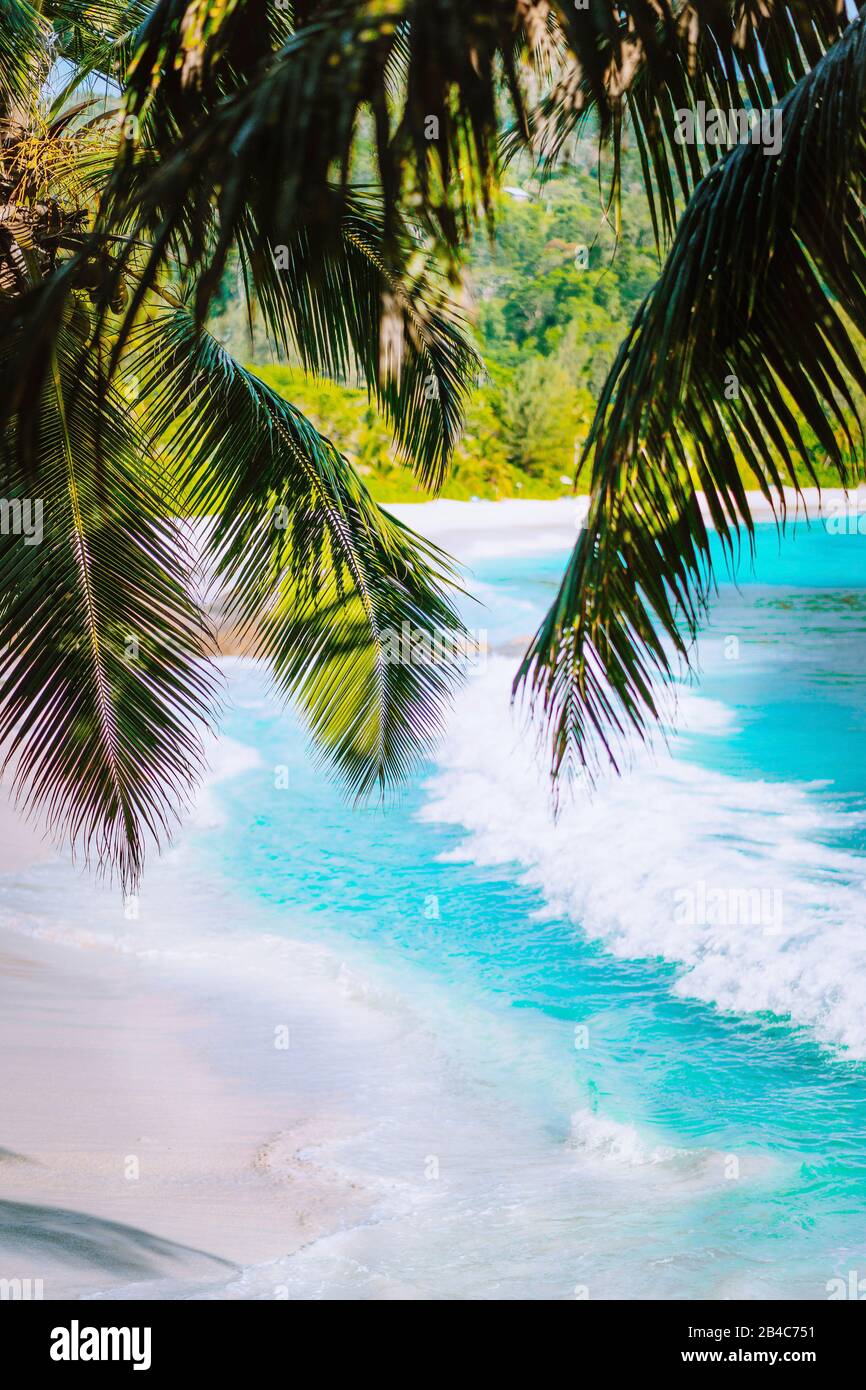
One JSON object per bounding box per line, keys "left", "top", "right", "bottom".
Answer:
{"left": 0, "top": 1197, "right": 232, "bottom": 1283}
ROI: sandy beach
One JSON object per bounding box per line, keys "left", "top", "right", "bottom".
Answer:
{"left": 386, "top": 485, "right": 866, "bottom": 562}
{"left": 0, "top": 775, "right": 372, "bottom": 1300}
{"left": 2, "top": 488, "right": 865, "bottom": 1302}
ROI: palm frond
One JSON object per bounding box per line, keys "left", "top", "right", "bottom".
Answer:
{"left": 0, "top": 298, "right": 220, "bottom": 889}
{"left": 99, "top": 0, "right": 544, "bottom": 306}
{"left": 0, "top": 0, "right": 46, "bottom": 116}
{"left": 238, "top": 192, "right": 481, "bottom": 490}
{"left": 96, "top": 169, "right": 479, "bottom": 487}
{"left": 43, "top": 0, "right": 153, "bottom": 75}
{"left": 510, "top": 1, "right": 850, "bottom": 250}
{"left": 516, "top": 9, "right": 866, "bottom": 784}
{"left": 133, "top": 305, "right": 471, "bottom": 798}
{"left": 104, "top": 2, "right": 854, "bottom": 286}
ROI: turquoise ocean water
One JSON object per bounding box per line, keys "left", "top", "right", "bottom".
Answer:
{"left": 6, "top": 517, "right": 866, "bottom": 1299}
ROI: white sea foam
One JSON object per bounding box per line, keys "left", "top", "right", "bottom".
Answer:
{"left": 421, "top": 659, "right": 866, "bottom": 1057}
{"left": 192, "top": 730, "right": 262, "bottom": 829}
{"left": 568, "top": 1109, "right": 690, "bottom": 1167}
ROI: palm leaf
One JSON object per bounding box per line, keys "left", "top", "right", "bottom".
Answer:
{"left": 0, "top": 298, "right": 220, "bottom": 888}
{"left": 133, "top": 305, "right": 472, "bottom": 798}
{"left": 509, "top": 1, "right": 850, "bottom": 250}
{"left": 103, "top": 2, "right": 854, "bottom": 280}
{"left": 97, "top": 174, "right": 480, "bottom": 489}
{"left": 516, "top": 9, "right": 866, "bottom": 784}
{"left": 0, "top": 0, "right": 46, "bottom": 116}
{"left": 238, "top": 192, "right": 481, "bottom": 490}
{"left": 43, "top": 0, "right": 153, "bottom": 75}
{"left": 99, "top": 0, "right": 544, "bottom": 300}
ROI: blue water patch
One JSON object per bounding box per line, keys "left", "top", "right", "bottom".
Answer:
{"left": 192, "top": 517, "right": 866, "bottom": 1298}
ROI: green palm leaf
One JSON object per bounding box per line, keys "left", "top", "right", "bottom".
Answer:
{"left": 512, "top": 1, "right": 849, "bottom": 249}
{"left": 0, "top": 0, "right": 46, "bottom": 115}
{"left": 134, "top": 305, "right": 472, "bottom": 798}
{"left": 99, "top": 0, "right": 540, "bottom": 307}
{"left": 0, "top": 299, "right": 220, "bottom": 888}
{"left": 516, "top": 9, "right": 866, "bottom": 784}
{"left": 104, "top": 3, "right": 855, "bottom": 281}
{"left": 44, "top": 0, "right": 153, "bottom": 74}
{"left": 239, "top": 193, "right": 481, "bottom": 490}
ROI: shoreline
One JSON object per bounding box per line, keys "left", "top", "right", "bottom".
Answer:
{"left": 0, "top": 729, "right": 382, "bottom": 1299}
{"left": 2, "top": 492, "right": 864, "bottom": 1300}
{"left": 204, "top": 489, "right": 864, "bottom": 654}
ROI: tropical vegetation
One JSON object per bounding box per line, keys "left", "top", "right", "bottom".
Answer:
{"left": 1, "top": 1, "right": 864, "bottom": 884}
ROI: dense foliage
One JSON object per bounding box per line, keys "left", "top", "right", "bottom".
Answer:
{"left": 208, "top": 165, "right": 659, "bottom": 500}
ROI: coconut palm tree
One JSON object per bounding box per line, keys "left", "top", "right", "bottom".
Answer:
{"left": 3, "top": 2, "right": 864, "bottom": 883}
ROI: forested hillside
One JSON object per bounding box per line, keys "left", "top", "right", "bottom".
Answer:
{"left": 206, "top": 164, "right": 655, "bottom": 500}
{"left": 210, "top": 163, "right": 849, "bottom": 502}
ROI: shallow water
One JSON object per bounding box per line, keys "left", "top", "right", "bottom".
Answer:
{"left": 6, "top": 517, "right": 866, "bottom": 1299}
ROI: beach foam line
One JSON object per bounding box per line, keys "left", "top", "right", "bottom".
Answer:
{"left": 192, "top": 729, "right": 263, "bottom": 831}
